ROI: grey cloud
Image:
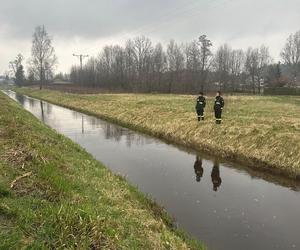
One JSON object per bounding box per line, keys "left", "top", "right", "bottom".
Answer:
{"left": 2, "top": 0, "right": 298, "bottom": 41}
{"left": 1, "top": 0, "right": 300, "bottom": 73}
{"left": 0, "top": 0, "right": 185, "bottom": 39}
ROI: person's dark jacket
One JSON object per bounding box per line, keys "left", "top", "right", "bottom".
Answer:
{"left": 196, "top": 96, "right": 206, "bottom": 110}
{"left": 214, "top": 96, "right": 224, "bottom": 110}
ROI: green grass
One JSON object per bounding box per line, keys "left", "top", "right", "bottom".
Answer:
{"left": 14, "top": 87, "right": 300, "bottom": 179}
{"left": 0, "top": 91, "right": 205, "bottom": 249}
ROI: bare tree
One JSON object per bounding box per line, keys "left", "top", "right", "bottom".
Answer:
{"left": 9, "top": 54, "right": 25, "bottom": 86}
{"left": 151, "top": 43, "right": 167, "bottom": 90}
{"left": 198, "top": 35, "right": 213, "bottom": 92}
{"left": 281, "top": 30, "right": 300, "bottom": 85}
{"left": 185, "top": 40, "right": 201, "bottom": 91}
{"left": 245, "top": 46, "right": 271, "bottom": 93}
{"left": 9, "top": 54, "right": 23, "bottom": 75}
{"left": 30, "top": 25, "right": 57, "bottom": 89}
{"left": 256, "top": 45, "right": 272, "bottom": 93}
{"left": 245, "top": 47, "right": 259, "bottom": 93}
{"left": 167, "top": 40, "right": 184, "bottom": 93}
{"left": 229, "top": 49, "right": 245, "bottom": 91}
{"left": 133, "top": 36, "right": 153, "bottom": 87}
{"left": 213, "top": 44, "right": 231, "bottom": 91}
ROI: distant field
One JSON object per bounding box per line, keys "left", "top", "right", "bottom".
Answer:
{"left": 15, "top": 87, "right": 300, "bottom": 179}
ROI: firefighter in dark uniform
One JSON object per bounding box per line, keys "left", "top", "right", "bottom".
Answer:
{"left": 214, "top": 91, "right": 225, "bottom": 124}
{"left": 195, "top": 92, "right": 206, "bottom": 121}
{"left": 193, "top": 155, "right": 204, "bottom": 182}
{"left": 211, "top": 160, "right": 222, "bottom": 192}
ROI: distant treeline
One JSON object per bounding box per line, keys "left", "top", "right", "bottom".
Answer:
{"left": 7, "top": 26, "right": 300, "bottom": 94}
{"left": 70, "top": 31, "right": 300, "bottom": 94}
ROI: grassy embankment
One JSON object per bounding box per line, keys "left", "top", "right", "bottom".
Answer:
{"left": 0, "top": 91, "right": 204, "bottom": 249}
{"left": 15, "top": 87, "right": 300, "bottom": 180}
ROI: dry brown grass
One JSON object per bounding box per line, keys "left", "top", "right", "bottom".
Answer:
{"left": 16, "top": 88, "right": 300, "bottom": 179}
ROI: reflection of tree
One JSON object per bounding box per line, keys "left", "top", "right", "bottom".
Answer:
{"left": 126, "top": 133, "right": 135, "bottom": 147}
{"left": 104, "top": 123, "right": 122, "bottom": 142}
{"left": 72, "top": 111, "right": 81, "bottom": 120}
{"left": 28, "top": 98, "right": 35, "bottom": 108}
{"left": 40, "top": 100, "right": 45, "bottom": 122}
{"left": 82, "top": 115, "right": 154, "bottom": 147}
{"left": 14, "top": 93, "right": 25, "bottom": 106}
{"left": 82, "top": 116, "right": 84, "bottom": 134}
{"left": 211, "top": 160, "right": 222, "bottom": 192}
{"left": 45, "top": 103, "right": 52, "bottom": 115}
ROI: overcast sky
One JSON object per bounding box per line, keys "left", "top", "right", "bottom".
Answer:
{"left": 1, "top": 0, "right": 299, "bottom": 74}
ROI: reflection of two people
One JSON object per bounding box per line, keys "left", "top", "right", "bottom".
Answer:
{"left": 193, "top": 156, "right": 222, "bottom": 192}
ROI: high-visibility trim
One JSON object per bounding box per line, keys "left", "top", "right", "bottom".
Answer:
{"left": 216, "top": 119, "right": 222, "bottom": 121}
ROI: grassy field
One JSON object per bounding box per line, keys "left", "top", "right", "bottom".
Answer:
{"left": 0, "top": 91, "right": 204, "bottom": 249}
{"left": 14, "top": 87, "right": 300, "bottom": 179}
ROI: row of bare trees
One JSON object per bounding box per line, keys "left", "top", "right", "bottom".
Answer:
{"left": 8, "top": 26, "right": 300, "bottom": 93}
{"left": 70, "top": 35, "right": 213, "bottom": 93}
{"left": 70, "top": 36, "right": 214, "bottom": 93}
{"left": 70, "top": 30, "right": 300, "bottom": 93}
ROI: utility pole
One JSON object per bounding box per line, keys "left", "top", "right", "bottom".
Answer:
{"left": 73, "top": 54, "right": 89, "bottom": 84}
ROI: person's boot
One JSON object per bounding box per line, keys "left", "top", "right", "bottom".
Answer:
{"left": 198, "top": 117, "right": 201, "bottom": 122}
{"left": 202, "top": 117, "right": 205, "bottom": 121}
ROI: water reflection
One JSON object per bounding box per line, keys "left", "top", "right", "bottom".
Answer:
{"left": 211, "top": 160, "right": 222, "bottom": 192}
{"left": 82, "top": 116, "right": 84, "bottom": 134}
{"left": 194, "top": 156, "right": 204, "bottom": 182}
{"left": 40, "top": 100, "right": 44, "bottom": 122}
{"left": 15, "top": 93, "right": 25, "bottom": 106}
{"left": 75, "top": 111, "right": 155, "bottom": 147}
{"left": 28, "top": 98, "right": 35, "bottom": 109}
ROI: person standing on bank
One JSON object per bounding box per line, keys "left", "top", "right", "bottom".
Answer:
{"left": 214, "top": 91, "right": 225, "bottom": 124}
{"left": 195, "top": 92, "right": 206, "bottom": 121}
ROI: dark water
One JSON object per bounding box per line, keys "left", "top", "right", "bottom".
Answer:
{"left": 4, "top": 90, "right": 300, "bottom": 250}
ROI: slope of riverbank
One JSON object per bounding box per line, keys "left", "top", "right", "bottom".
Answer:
{"left": 0, "top": 91, "right": 204, "bottom": 249}
{"left": 15, "top": 87, "right": 300, "bottom": 179}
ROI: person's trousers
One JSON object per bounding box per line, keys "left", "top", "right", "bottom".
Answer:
{"left": 197, "top": 109, "right": 204, "bottom": 121}
{"left": 214, "top": 108, "right": 222, "bottom": 124}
